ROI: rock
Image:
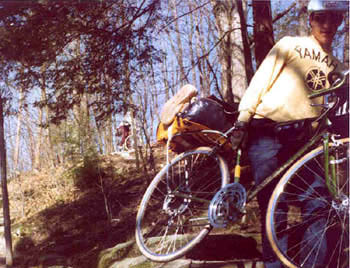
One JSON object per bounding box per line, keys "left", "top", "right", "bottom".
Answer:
{"left": 158, "top": 259, "right": 191, "bottom": 268}
{"left": 109, "top": 255, "right": 148, "bottom": 268}
{"left": 190, "top": 260, "right": 264, "bottom": 268}
{"left": 186, "top": 234, "right": 262, "bottom": 260}
{"left": 97, "top": 240, "right": 136, "bottom": 268}
{"left": 97, "top": 234, "right": 263, "bottom": 268}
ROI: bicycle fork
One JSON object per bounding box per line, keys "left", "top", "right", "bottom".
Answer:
{"left": 323, "top": 133, "right": 348, "bottom": 197}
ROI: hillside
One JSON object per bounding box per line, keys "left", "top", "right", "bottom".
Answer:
{"left": 5, "top": 145, "right": 167, "bottom": 268}
{"left": 4, "top": 144, "right": 264, "bottom": 268}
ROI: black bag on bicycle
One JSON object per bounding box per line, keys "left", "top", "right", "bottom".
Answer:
{"left": 179, "top": 95, "right": 238, "bottom": 132}
{"left": 156, "top": 95, "right": 239, "bottom": 153}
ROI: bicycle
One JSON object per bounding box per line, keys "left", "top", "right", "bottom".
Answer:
{"left": 114, "top": 125, "right": 143, "bottom": 153}
{"left": 135, "top": 70, "right": 349, "bottom": 268}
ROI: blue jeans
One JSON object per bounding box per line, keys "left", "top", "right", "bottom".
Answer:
{"left": 247, "top": 123, "right": 328, "bottom": 268}
{"left": 248, "top": 132, "right": 285, "bottom": 268}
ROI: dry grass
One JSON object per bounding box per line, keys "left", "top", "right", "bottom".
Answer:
{"left": 8, "top": 164, "right": 78, "bottom": 223}
{"left": 5, "top": 145, "right": 166, "bottom": 268}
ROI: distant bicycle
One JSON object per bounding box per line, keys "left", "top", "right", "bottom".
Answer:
{"left": 115, "top": 125, "right": 143, "bottom": 153}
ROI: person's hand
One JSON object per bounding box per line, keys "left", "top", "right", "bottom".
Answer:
{"left": 231, "top": 121, "right": 248, "bottom": 149}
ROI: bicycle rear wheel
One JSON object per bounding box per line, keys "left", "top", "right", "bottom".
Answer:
{"left": 135, "top": 147, "right": 230, "bottom": 262}
{"left": 267, "top": 138, "right": 349, "bottom": 268}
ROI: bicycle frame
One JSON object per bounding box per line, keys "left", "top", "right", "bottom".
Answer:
{"left": 166, "top": 70, "right": 348, "bottom": 204}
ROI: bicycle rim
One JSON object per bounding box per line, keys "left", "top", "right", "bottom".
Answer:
{"left": 123, "top": 135, "right": 132, "bottom": 151}
{"left": 267, "top": 138, "right": 349, "bottom": 268}
{"left": 135, "top": 147, "right": 230, "bottom": 262}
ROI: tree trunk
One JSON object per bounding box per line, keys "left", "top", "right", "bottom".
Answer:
{"left": 194, "top": 11, "right": 211, "bottom": 97}
{"left": 252, "top": 0, "right": 275, "bottom": 68}
{"left": 211, "top": 0, "right": 248, "bottom": 103}
{"left": 169, "top": 0, "right": 187, "bottom": 85}
{"left": 34, "top": 103, "right": 43, "bottom": 169}
{"left": 25, "top": 109, "right": 35, "bottom": 169}
{"left": 0, "top": 95, "right": 14, "bottom": 266}
{"left": 150, "top": 62, "right": 158, "bottom": 136}
{"left": 34, "top": 62, "right": 48, "bottom": 170}
{"left": 188, "top": 2, "right": 198, "bottom": 88}
{"left": 297, "top": 0, "right": 309, "bottom": 36}
{"left": 92, "top": 111, "right": 104, "bottom": 154}
{"left": 72, "top": 37, "right": 92, "bottom": 156}
{"left": 105, "top": 76, "right": 114, "bottom": 154}
{"left": 235, "top": 0, "right": 254, "bottom": 84}
{"left": 46, "top": 91, "right": 56, "bottom": 167}
{"left": 161, "top": 56, "right": 171, "bottom": 102}
{"left": 105, "top": 114, "right": 113, "bottom": 154}
{"left": 13, "top": 86, "right": 24, "bottom": 172}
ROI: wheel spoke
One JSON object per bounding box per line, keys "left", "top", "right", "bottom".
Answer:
{"left": 135, "top": 147, "right": 229, "bottom": 262}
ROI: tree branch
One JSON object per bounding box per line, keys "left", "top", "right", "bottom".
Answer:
{"left": 273, "top": 2, "right": 296, "bottom": 23}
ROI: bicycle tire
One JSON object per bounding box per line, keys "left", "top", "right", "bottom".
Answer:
{"left": 123, "top": 135, "right": 133, "bottom": 151}
{"left": 135, "top": 146, "right": 230, "bottom": 262}
{"left": 267, "top": 137, "right": 349, "bottom": 268}
{"left": 123, "top": 135, "right": 143, "bottom": 151}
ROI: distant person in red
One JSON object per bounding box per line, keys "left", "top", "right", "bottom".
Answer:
{"left": 117, "top": 120, "right": 131, "bottom": 147}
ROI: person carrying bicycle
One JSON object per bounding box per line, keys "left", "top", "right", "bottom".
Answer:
{"left": 233, "top": 1, "right": 348, "bottom": 267}
{"left": 117, "top": 119, "right": 131, "bottom": 147}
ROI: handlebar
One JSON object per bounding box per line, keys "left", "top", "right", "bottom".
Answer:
{"left": 309, "top": 70, "right": 349, "bottom": 99}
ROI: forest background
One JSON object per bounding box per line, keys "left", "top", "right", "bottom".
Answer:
{"left": 0, "top": 0, "right": 348, "bottom": 177}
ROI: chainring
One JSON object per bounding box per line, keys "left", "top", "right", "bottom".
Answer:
{"left": 208, "top": 182, "right": 247, "bottom": 228}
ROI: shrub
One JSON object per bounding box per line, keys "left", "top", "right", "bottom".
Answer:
{"left": 73, "top": 148, "right": 102, "bottom": 190}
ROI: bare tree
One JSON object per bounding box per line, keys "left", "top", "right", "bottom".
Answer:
{"left": 211, "top": 0, "right": 248, "bottom": 103}
{"left": 33, "top": 62, "right": 48, "bottom": 170}
{"left": 24, "top": 109, "right": 35, "bottom": 169}
{"left": 0, "top": 95, "right": 13, "bottom": 266}
{"left": 194, "top": 7, "right": 212, "bottom": 96}
{"left": 252, "top": 0, "right": 275, "bottom": 68}
{"left": 296, "top": 0, "right": 309, "bottom": 36}
{"left": 13, "top": 83, "right": 24, "bottom": 172}
{"left": 188, "top": 2, "right": 198, "bottom": 88}
{"left": 168, "top": 0, "right": 187, "bottom": 85}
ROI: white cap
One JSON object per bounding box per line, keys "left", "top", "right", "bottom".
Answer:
{"left": 119, "top": 120, "right": 130, "bottom": 127}
{"left": 307, "top": 0, "right": 349, "bottom": 13}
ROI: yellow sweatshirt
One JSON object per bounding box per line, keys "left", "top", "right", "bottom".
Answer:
{"left": 238, "top": 35, "right": 344, "bottom": 123}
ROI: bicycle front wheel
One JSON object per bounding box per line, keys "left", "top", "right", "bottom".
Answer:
{"left": 123, "top": 135, "right": 133, "bottom": 151}
{"left": 267, "top": 138, "right": 349, "bottom": 268}
{"left": 135, "top": 147, "right": 230, "bottom": 262}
